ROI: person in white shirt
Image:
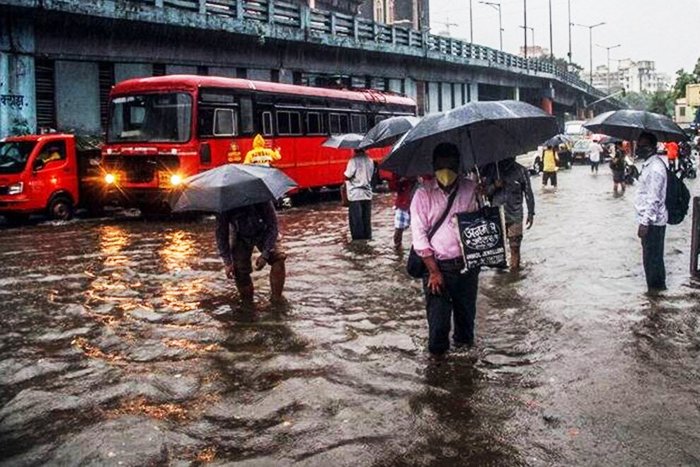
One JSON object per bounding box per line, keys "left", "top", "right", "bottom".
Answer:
{"left": 634, "top": 132, "right": 668, "bottom": 292}
{"left": 588, "top": 141, "right": 603, "bottom": 174}
{"left": 344, "top": 149, "right": 375, "bottom": 240}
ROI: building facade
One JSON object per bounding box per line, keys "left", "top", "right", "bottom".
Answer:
{"left": 587, "top": 59, "right": 671, "bottom": 94}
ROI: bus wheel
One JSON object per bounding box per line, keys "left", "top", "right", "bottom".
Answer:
{"left": 47, "top": 196, "right": 74, "bottom": 221}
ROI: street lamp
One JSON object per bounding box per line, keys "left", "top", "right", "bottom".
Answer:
{"left": 574, "top": 21, "right": 605, "bottom": 86}
{"left": 519, "top": 25, "right": 534, "bottom": 52}
{"left": 479, "top": 1, "right": 503, "bottom": 51}
{"left": 596, "top": 43, "right": 621, "bottom": 91}
{"left": 567, "top": 0, "right": 572, "bottom": 65}
{"left": 469, "top": 0, "right": 474, "bottom": 43}
{"left": 523, "top": 0, "right": 528, "bottom": 59}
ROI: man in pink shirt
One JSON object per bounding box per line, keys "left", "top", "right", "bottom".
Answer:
{"left": 410, "top": 142, "right": 480, "bottom": 357}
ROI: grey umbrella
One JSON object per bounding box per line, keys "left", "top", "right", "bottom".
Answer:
{"left": 170, "top": 164, "right": 297, "bottom": 213}
{"left": 380, "top": 100, "right": 558, "bottom": 177}
{"left": 543, "top": 134, "right": 573, "bottom": 147}
{"left": 583, "top": 110, "right": 687, "bottom": 143}
{"left": 322, "top": 133, "right": 364, "bottom": 149}
{"left": 358, "top": 116, "right": 421, "bottom": 150}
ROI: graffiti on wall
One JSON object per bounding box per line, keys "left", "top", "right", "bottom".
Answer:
{"left": 0, "top": 94, "right": 27, "bottom": 109}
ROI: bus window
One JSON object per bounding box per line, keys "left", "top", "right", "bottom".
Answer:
{"left": 306, "top": 112, "right": 325, "bottom": 135}
{"left": 277, "top": 111, "right": 302, "bottom": 135}
{"left": 214, "top": 109, "right": 238, "bottom": 136}
{"left": 240, "top": 97, "right": 254, "bottom": 134}
{"left": 262, "top": 111, "right": 273, "bottom": 136}
{"left": 351, "top": 114, "right": 367, "bottom": 133}
{"left": 329, "top": 113, "right": 350, "bottom": 134}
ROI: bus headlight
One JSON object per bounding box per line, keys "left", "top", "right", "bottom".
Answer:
{"left": 105, "top": 173, "right": 116, "bottom": 185}
{"left": 7, "top": 182, "right": 23, "bottom": 195}
{"left": 170, "top": 174, "right": 183, "bottom": 186}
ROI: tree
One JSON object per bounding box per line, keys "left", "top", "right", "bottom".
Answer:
{"left": 552, "top": 57, "right": 583, "bottom": 77}
{"left": 648, "top": 91, "right": 673, "bottom": 117}
{"left": 621, "top": 91, "right": 651, "bottom": 111}
{"left": 673, "top": 68, "right": 697, "bottom": 99}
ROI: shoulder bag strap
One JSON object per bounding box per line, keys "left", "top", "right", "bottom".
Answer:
{"left": 427, "top": 186, "right": 459, "bottom": 241}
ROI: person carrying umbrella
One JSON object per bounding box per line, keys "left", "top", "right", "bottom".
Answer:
{"left": 410, "top": 143, "right": 480, "bottom": 358}
{"left": 215, "top": 202, "right": 287, "bottom": 303}
{"left": 542, "top": 145, "right": 559, "bottom": 189}
{"left": 344, "top": 149, "right": 375, "bottom": 240}
{"left": 481, "top": 157, "right": 535, "bottom": 271}
{"left": 170, "top": 164, "right": 296, "bottom": 303}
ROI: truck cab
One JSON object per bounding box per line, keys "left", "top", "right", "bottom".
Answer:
{"left": 0, "top": 134, "right": 102, "bottom": 221}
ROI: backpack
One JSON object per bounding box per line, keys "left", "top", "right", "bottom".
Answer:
{"left": 665, "top": 165, "right": 690, "bottom": 225}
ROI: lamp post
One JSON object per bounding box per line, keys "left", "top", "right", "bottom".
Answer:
{"left": 567, "top": 0, "right": 572, "bottom": 65}
{"left": 574, "top": 22, "right": 605, "bottom": 86}
{"left": 596, "top": 43, "right": 621, "bottom": 91}
{"left": 523, "top": 0, "right": 528, "bottom": 59}
{"left": 548, "top": 0, "right": 553, "bottom": 62}
{"left": 479, "top": 1, "right": 502, "bottom": 51}
{"left": 469, "top": 0, "right": 474, "bottom": 43}
{"left": 519, "top": 25, "right": 534, "bottom": 53}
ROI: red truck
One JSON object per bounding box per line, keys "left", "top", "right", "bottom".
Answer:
{"left": 0, "top": 133, "right": 104, "bottom": 222}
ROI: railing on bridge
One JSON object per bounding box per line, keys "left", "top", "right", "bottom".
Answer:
{"left": 127, "top": 0, "right": 619, "bottom": 105}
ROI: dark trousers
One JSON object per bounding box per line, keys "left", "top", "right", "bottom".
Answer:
{"left": 590, "top": 161, "right": 600, "bottom": 173}
{"left": 642, "top": 225, "right": 666, "bottom": 290}
{"left": 423, "top": 265, "right": 480, "bottom": 354}
{"left": 542, "top": 171, "right": 557, "bottom": 187}
{"left": 348, "top": 200, "right": 372, "bottom": 240}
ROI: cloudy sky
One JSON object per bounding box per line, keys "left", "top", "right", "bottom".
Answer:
{"left": 429, "top": 0, "right": 700, "bottom": 78}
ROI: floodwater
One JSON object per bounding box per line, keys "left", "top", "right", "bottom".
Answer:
{"left": 1, "top": 165, "right": 699, "bottom": 466}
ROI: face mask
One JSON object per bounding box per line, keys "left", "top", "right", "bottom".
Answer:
{"left": 434, "top": 169, "right": 458, "bottom": 187}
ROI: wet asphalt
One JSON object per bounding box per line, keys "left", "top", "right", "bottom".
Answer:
{"left": 0, "top": 163, "right": 699, "bottom": 466}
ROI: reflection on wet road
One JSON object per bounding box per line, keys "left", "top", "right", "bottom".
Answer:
{"left": 1, "top": 165, "right": 699, "bottom": 465}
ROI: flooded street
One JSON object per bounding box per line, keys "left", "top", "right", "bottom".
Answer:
{"left": 1, "top": 165, "right": 699, "bottom": 466}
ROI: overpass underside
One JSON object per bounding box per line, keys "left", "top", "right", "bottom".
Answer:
{"left": 0, "top": 1, "right": 619, "bottom": 136}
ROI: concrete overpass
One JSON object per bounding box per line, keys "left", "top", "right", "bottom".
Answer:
{"left": 0, "top": 0, "right": 624, "bottom": 137}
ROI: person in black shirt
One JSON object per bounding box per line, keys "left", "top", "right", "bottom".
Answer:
{"left": 215, "top": 202, "right": 286, "bottom": 302}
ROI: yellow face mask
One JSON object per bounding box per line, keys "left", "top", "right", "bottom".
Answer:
{"left": 434, "top": 168, "right": 458, "bottom": 187}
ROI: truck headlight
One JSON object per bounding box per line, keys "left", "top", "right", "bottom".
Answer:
{"left": 105, "top": 173, "right": 116, "bottom": 185}
{"left": 8, "top": 182, "right": 23, "bottom": 195}
{"left": 170, "top": 174, "right": 183, "bottom": 186}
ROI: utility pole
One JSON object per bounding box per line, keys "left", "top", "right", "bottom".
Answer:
{"left": 523, "top": 0, "right": 528, "bottom": 59}
{"left": 548, "top": 0, "right": 553, "bottom": 62}
{"left": 519, "top": 25, "right": 534, "bottom": 51}
{"left": 596, "top": 43, "right": 621, "bottom": 91}
{"left": 574, "top": 22, "right": 605, "bottom": 86}
{"left": 479, "top": 1, "right": 502, "bottom": 51}
{"left": 469, "top": 0, "right": 474, "bottom": 43}
{"left": 567, "top": 0, "right": 572, "bottom": 65}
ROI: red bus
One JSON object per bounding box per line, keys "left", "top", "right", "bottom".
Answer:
{"left": 102, "top": 75, "right": 416, "bottom": 210}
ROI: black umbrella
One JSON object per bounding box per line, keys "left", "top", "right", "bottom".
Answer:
{"left": 322, "top": 133, "right": 364, "bottom": 149}
{"left": 380, "top": 100, "right": 558, "bottom": 177}
{"left": 583, "top": 110, "right": 687, "bottom": 143}
{"left": 597, "top": 135, "right": 623, "bottom": 145}
{"left": 170, "top": 164, "right": 297, "bottom": 213}
{"left": 543, "top": 134, "right": 573, "bottom": 147}
{"left": 358, "top": 116, "right": 421, "bottom": 150}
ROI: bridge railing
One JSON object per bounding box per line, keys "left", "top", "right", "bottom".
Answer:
{"left": 126, "top": 0, "right": 620, "bottom": 105}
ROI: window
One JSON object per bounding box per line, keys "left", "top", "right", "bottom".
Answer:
{"left": 262, "top": 111, "right": 273, "bottom": 136}
{"left": 351, "top": 114, "right": 368, "bottom": 133}
{"left": 108, "top": 93, "right": 192, "bottom": 143}
{"left": 240, "top": 97, "right": 254, "bottom": 134}
{"left": 36, "top": 140, "right": 66, "bottom": 168}
{"left": 277, "top": 111, "right": 302, "bottom": 135}
{"left": 680, "top": 107, "right": 686, "bottom": 117}
{"left": 214, "top": 109, "right": 237, "bottom": 136}
{"left": 306, "top": 112, "right": 325, "bottom": 135}
{"left": 329, "top": 113, "right": 350, "bottom": 134}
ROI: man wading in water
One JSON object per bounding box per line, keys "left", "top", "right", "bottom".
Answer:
{"left": 410, "top": 143, "right": 480, "bottom": 359}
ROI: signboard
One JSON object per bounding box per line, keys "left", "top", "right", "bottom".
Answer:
{"left": 456, "top": 206, "right": 508, "bottom": 271}
{"left": 687, "top": 83, "right": 700, "bottom": 107}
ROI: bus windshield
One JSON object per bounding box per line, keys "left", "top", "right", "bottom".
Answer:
{"left": 108, "top": 93, "right": 192, "bottom": 143}
{"left": 0, "top": 141, "right": 36, "bottom": 174}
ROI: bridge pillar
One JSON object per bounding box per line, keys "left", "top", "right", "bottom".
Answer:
{"left": 468, "top": 82, "right": 479, "bottom": 102}
{"left": 513, "top": 87, "right": 520, "bottom": 101}
{"left": 0, "top": 15, "right": 36, "bottom": 137}
{"left": 540, "top": 97, "right": 553, "bottom": 115}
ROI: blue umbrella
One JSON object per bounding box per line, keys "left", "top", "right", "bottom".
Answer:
{"left": 170, "top": 164, "right": 297, "bottom": 213}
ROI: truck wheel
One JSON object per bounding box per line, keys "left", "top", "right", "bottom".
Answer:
{"left": 47, "top": 196, "right": 74, "bottom": 221}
